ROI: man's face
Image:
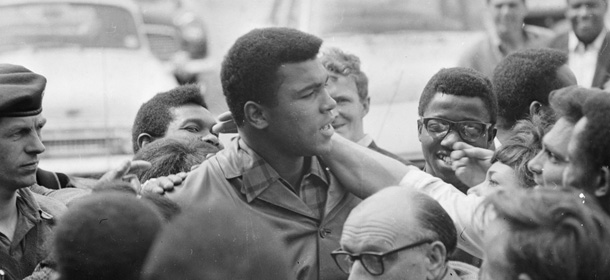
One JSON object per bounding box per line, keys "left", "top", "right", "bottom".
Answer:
{"left": 468, "top": 161, "right": 520, "bottom": 197}
{"left": 263, "top": 58, "right": 336, "bottom": 157}
{"left": 527, "top": 118, "right": 573, "bottom": 188}
{"left": 567, "top": 0, "right": 608, "bottom": 44}
{"left": 328, "top": 73, "right": 369, "bottom": 143}
{"left": 0, "top": 114, "right": 46, "bottom": 189}
{"left": 489, "top": 0, "right": 527, "bottom": 34}
{"left": 418, "top": 93, "right": 493, "bottom": 188}
{"left": 340, "top": 205, "right": 429, "bottom": 280}
{"left": 166, "top": 104, "right": 221, "bottom": 149}
{"left": 563, "top": 117, "right": 593, "bottom": 191}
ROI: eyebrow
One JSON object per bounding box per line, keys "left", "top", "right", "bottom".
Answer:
{"left": 543, "top": 141, "right": 568, "bottom": 160}
{"left": 296, "top": 75, "right": 329, "bottom": 94}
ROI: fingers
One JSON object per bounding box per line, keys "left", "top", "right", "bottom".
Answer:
{"left": 212, "top": 111, "right": 237, "bottom": 134}
{"left": 128, "top": 160, "right": 152, "bottom": 174}
{"left": 140, "top": 172, "right": 188, "bottom": 195}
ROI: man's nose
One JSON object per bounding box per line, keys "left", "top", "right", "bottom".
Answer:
{"left": 26, "top": 134, "right": 45, "bottom": 155}
{"left": 321, "top": 88, "right": 337, "bottom": 112}
{"left": 347, "top": 261, "right": 366, "bottom": 280}
{"left": 527, "top": 151, "right": 544, "bottom": 175}
{"left": 202, "top": 133, "right": 221, "bottom": 148}
{"left": 440, "top": 128, "right": 461, "bottom": 147}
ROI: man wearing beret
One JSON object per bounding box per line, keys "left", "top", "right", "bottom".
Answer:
{"left": 0, "top": 64, "right": 66, "bottom": 280}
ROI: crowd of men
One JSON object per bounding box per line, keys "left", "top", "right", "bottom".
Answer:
{"left": 2, "top": 0, "right": 610, "bottom": 279}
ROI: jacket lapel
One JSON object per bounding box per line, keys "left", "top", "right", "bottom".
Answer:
{"left": 593, "top": 31, "right": 610, "bottom": 88}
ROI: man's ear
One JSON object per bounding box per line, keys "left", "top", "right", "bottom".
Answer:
{"left": 362, "top": 96, "right": 371, "bottom": 116}
{"left": 137, "top": 133, "right": 153, "bottom": 150}
{"left": 529, "top": 101, "right": 543, "bottom": 117}
{"left": 425, "top": 241, "right": 447, "bottom": 280}
{"left": 595, "top": 166, "right": 610, "bottom": 197}
{"left": 244, "top": 101, "right": 269, "bottom": 129}
{"left": 488, "top": 126, "right": 497, "bottom": 144}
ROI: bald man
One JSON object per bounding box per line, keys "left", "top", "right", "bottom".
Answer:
{"left": 332, "top": 187, "right": 477, "bottom": 280}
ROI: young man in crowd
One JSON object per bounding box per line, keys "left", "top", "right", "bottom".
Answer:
{"left": 417, "top": 67, "right": 497, "bottom": 194}
{"left": 131, "top": 84, "right": 221, "bottom": 153}
{"left": 458, "top": 0, "right": 552, "bottom": 77}
{"left": 492, "top": 48, "right": 576, "bottom": 143}
{"left": 335, "top": 187, "right": 478, "bottom": 280}
{"left": 170, "top": 27, "right": 359, "bottom": 280}
{"left": 321, "top": 47, "right": 411, "bottom": 165}
{"left": 0, "top": 64, "right": 66, "bottom": 279}
{"left": 546, "top": 0, "right": 610, "bottom": 89}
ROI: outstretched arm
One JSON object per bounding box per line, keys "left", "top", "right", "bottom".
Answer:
{"left": 322, "top": 134, "right": 413, "bottom": 198}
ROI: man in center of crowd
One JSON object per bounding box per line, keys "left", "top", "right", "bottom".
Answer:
{"left": 170, "top": 27, "right": 360, "bottom": 280}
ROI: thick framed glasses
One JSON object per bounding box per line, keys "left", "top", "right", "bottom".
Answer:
{"left": 420, "top": 117, "right": 492, "bottom": 143}
{"left": 331, "top": 239, "right": 433, "bottom": 276}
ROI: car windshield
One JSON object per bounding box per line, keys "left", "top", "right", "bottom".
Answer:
{"left": 0, "top": 3, "right": 141, "bottom": 52}
{"left": 306, "top": 0, "right": 481, "bottom": 36}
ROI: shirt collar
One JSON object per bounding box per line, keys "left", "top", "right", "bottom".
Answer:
{"left": 220, "top": 137, "right": 330, "bottom": 202}
{"left": 356, "top": 134, "right": 374, "bottom": 147}
{"left": 570, "top": 29, "right": 607, "bottom": 52}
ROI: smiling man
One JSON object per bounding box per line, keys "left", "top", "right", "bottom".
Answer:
{"left": 546, "top": 0, "right": 610, "bottom": 89}
{"left": 418, "top": 67, "right": 497, "bottom": 193}
{"left": 171, "top": 27, "right": 360, "bottom": 280}
{"left": 0, "top": 64, "right": 65, "bottom": 279}
{"left": 321, "top": 47, "right": 411, "bottom": 165}
{"left": 131, "top": 84, "right": 221, "bottom": 154}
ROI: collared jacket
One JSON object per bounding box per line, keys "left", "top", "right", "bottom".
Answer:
{"left": 171, "top": 138, "right": 361, "bottom": 280}
{"left": 0, "top": 188, "right": 66, "bottom": 280}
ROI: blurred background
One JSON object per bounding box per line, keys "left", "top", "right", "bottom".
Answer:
{"left": 1, "top": 0, "right": 568, "bottom": 176}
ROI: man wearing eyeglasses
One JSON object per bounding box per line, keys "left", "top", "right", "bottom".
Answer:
{"left": 332, "top": 186, "right": 478, "bottom": 280}
{"left": 417, "top": 67, "right": 497, "bottom": 194}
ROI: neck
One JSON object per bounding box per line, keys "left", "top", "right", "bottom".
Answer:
{"left": 240, "top": 131, "right": 306, "bottom": 188}
{"left": 0, "top": 188, "right": 19, "bottom": 240}
{"left": 498, "top": 27, "right": 526, "bottom": 52}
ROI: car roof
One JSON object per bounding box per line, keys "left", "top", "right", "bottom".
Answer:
{"left": 0, "top": 0, "right": 140, "bottom": 11}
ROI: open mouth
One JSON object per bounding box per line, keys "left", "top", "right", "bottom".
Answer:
{"left": 320, "top": 123, "right": 335, "bottom": 137}
{"left": 436, "top": 152, "right": 452, "bottom": 166}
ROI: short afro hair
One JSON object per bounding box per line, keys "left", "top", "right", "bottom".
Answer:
{"left": 493, "top": 48, "right": 569, "bottom": 129}
{"left": 579, "top": 92, "right": 610, "bottom": 178}
{"left": 131, "top": 84, "right": 207, "bottom": 153}
{"left": 320, "top": 47, "right": 369, "bottom": 100}
{"left": 418, "top": 67, "right": 497, "bottom": 124}
{"left": 548, "top": 85, "right": 595, "bottom": 124}
{"left": 221, "top": 27, "right": 323, "bottom": 126}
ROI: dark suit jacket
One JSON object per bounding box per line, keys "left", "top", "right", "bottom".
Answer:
{"left": 368, "top": 140, "right": 413, "bottom": 166}
{"left": 545, "top": 30, "right": 610, "bottom": 88}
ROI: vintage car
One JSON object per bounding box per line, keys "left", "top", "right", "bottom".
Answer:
{"left": 0, "top": 0, "right": 178, "bottom": 175}
{"left": 134, "top": 0, "right": 211, "bottom": 85}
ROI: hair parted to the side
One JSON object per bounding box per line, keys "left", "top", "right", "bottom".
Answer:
{"left": 221, "top": 27, "right": 323, "bottom": 126}
{"left": 320, "top": 47, "right": 369, "bottom": 100}
{"left": 493, "top": 48, "right": 568, "bottom": 129}
{"left": 418, "top": 67, "right": 497, "bottom": 124}
{"left": 492, "top": 118, "right": 545, "bottom": 188}
{"left": 479, "top": 187, "right": 610, "bottom": 280}
{"left": 131, "top": 84, "right": 207, "bottom": 153}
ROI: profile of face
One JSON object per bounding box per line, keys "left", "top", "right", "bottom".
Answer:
{"left": 527, "top": 118, "right": 573, "bottom": 188}
{"left": 258, "top": 58, "right": 336, "bottom": 156}
{"left": 563, "top": 117, "right": 599, "bottom": 193}
{"left": 328, "top": 72, "right": 369, "bottom": 143}
{"left": 418, "top": 93, "right": 494, "bottom": 190}
{"left": 0, "top": 114, "right": 46, "bottom": 189}
{"left": 165, "top": 103, "right": 221, "bottom": 149}
{"left": 490, "top": 0, "right": 527, "bottom": 34}
{"left": 339, "top": 200, "right": 442, "bottom": 280}
{"left": 566, "top": 0, "right": 608, "bottom": 44}
{"left": 468, "top": 161, "right": 520, "bottom": 197}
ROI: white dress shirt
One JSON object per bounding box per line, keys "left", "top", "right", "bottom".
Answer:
{"left": 569, "top": 30, "right": 606, "bottom": 88}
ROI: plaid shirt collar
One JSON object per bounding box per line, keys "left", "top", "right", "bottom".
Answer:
{"left": 218, "top": 137, "right": 330, "bottom": 203}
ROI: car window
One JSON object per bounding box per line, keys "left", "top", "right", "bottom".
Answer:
{"left": 0, "top": 3, "right": 141, "bottom": 52}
